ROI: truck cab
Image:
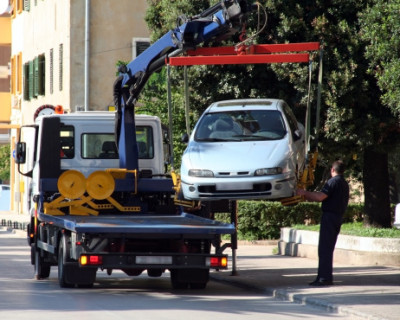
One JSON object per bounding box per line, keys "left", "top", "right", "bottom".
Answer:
{"left": 17, "top": 112, "right": 170, "bottom": 216}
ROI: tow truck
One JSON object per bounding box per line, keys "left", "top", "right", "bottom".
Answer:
{"left": 15, "top": 0, "right": 320, "bottom": 289}
{"left": 15, "top": 0, "right": 255, "bottom": 289}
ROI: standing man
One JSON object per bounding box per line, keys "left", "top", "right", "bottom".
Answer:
{"left": 296, "top": 160, "right": 349, "bottom": 286}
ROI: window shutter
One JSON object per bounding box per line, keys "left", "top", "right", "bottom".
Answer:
{"left": 132, "top": 38, "right": 150, "bottom": 59}
{"left": 49, "top": 48, "right": 53, "bottom": 94}
{"left": 17, "top": 52, "right": 22, "bottom": 94}
{"left": 33, "top": 57, "right": 39, "bottom": 97}
{"left": 59, "top": 44, "right": 63, "bottom": 91}
{"left": 136, "top": 41, "right": 150, "bottom": 56}
{"left": 11, "top": 56, "right": 16, "bottom": 95}
{"left": 23, "top": 62, "right": 29, "bottom": 101}
{"left": 24, "top": 0, "right": 30, "bottom": 11}
{"left": 38, "top": 54, "right": 45, "bottom": 95}
{"left": 28, "top": 60, "right": 34, "bottom": 100}
{"left": 18, "top": 0, "right": 23, "bottom": 14}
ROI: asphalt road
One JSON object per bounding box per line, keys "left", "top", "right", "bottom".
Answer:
{"left": 0, "top": 227, "right": 357, "bottom": 320}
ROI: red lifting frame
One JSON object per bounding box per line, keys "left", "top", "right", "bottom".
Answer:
{"left": 168, "top": 42, "right": 320, "bottom": 66}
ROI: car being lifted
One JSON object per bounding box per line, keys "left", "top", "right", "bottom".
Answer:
{"left": 180, "top": 99, "right": 306, "bottom": 201}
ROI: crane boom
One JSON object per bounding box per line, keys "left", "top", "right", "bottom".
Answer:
{"left": 113, "top": 1, "right": 252, "bottom": 171}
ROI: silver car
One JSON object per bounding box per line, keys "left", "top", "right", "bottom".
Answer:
{"left": 180, "top": 99, "right": 306, "bottom": 200}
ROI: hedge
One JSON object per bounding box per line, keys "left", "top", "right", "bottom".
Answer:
{"left": 215, "top": 201, "right": 365, "bottom": 240}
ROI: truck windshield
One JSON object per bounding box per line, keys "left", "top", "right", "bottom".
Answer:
{"left": 81, "top": 126, "right": 154, "bottom": 159}
{"left": 194, "top": 110, "right": 287, "bottom": 142}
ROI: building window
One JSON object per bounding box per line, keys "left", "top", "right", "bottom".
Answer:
{"left": 23, "top": 0, "right": 30, "bottom": 12}
{"left": 23, "top": 62, "right": 29, "bottom": 100}
{"left": 49, "top": 48, "right": 53, "bottom": 94}
{"left": 59, "top": 44, "right": 63, "bottom": 91}
{"left": 11, "top": 55, "right": 16, "bottom": 95}
{"left": 22, "top": 54, "right": 45, "bottom": 101}
{"left": 28, "top": 60, "right": 33, "bottom": 100}
{"left": 17, "top": 52, "right": 22, "bottom": 94}
{"left": 38, "top": 54, "right": 45, "bottom": 95}
{"left": 11, "top": 0, "right": 23, "bottom": 17}
{"left": 132, "top": 38, "right": 150, "bottom": 59}
{"left": 33, "top": 57, "right": 38, "bottom": 97}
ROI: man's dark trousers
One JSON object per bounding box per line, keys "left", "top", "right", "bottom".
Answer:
{"left": 318, "top": 211, "right": 343, "bottom": 281}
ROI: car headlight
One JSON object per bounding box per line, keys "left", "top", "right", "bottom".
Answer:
{"left": 188, "top": 169, "right": 214, "bottom": 177}
{"left": 254, "top": 167, "right": 283, "bottom": 176}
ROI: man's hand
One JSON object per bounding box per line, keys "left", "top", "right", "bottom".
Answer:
{"left": 295, "top": 188, "right": 328, "bottom": 202}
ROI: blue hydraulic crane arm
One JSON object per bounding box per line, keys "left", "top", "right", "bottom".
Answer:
{"left": 113, "top": 0, "right": 252, "bottom": 171}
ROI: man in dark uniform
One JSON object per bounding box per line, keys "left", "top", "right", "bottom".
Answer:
{"left": 296, "top": 160, "right": 350, "bottom": 286}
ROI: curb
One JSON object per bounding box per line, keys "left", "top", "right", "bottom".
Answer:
{"left": 210, "top": 273, "right": 385, "bottom": 320}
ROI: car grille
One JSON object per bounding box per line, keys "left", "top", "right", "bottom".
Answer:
{"left": 198, "top": 183, "right": 271, "bottom": 194}
{"left": 216, "top": 171, "right": 250, "bottom": 177}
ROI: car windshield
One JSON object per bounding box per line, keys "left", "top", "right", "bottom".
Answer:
{"left": 194, "top": 110, "right": 287, "bottom": 142}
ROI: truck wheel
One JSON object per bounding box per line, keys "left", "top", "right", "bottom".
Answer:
{"left": 170, "top": 269, "right": 189, "bottom": 289}
{"left": 30, "top": 243, "right": 35, "bottom": 265}
{"left": 190, "top": 282, "right": 207, "bottom": 289}
{"left": 58, "top": 235, "right": 96, "bottom": 288}
{"left": 58, "top": 236, "right": 74, "bottom": 288}
{"left": 33, "top": 244, "right": 51, "bottom": 279}
{"left": 189, "top": 269, "right": 209, "bottom": 290}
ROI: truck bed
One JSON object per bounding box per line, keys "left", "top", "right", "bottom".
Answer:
{"left": 38, "top": 212, "right": 235, "bottom": 236}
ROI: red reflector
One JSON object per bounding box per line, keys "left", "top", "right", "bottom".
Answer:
{"left": 89, "top": 255, "right": 102, "bottom": 265}
{"left": 209, "top": 257, "right": 220, "bottom": 267}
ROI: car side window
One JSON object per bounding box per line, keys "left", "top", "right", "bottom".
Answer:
{"left": 282, "top": 103, "right": 299, "bottom": 139}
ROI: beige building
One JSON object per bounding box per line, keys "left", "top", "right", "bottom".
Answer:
{"left": 10, "top": 0, "right": 150, "bottom": 213}
{"left": 0, "top": 6, "right": 11, "bottom": 143}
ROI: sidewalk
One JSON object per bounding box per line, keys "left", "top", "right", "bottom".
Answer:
{"left": 1, "top": 210, "right": 399, "bottom": 320}
{"left": 0, "top": 210, "right": 30, "bottom": 229}
{"left": 212, "top": 243, "right": 400, "bottom": 320}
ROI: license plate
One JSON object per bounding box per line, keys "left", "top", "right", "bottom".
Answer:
{"left": 135, "top": 256, "right": 173, "bottom": 265}
{"left": 216, "top": 183, "right": 251, "bottom": 191}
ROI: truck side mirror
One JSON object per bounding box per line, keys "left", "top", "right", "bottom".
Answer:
{"left": 181, "top": 133, "right": 189, "bottom": 143}
{"left": 15, "top": 142, "right": 26, "bottom": 164}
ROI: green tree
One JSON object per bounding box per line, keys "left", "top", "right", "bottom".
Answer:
{"left": 0, "top": 145, "right": 10, "bottom": 183}
{"left": 360, "top": 1, "right": 400, "bottom": 114}
{"left": 360, "top": 0, "right": 400, "bottom": 207}
{"left": 256, "top": 0, "right": 397, "bottom": 228}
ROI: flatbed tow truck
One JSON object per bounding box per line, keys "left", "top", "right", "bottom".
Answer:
{"left": 15, "top": 1, "right": 320, "bottom": 289}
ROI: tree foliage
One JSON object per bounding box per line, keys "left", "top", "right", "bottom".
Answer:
{"left": 0, "top": 145, "right": 10, "bottom": 183}
{"left": 141, "top": 0, "right": 400, "bottom": 227}
{"left": 360, "top": 0, "right": 400, "bottom": 114}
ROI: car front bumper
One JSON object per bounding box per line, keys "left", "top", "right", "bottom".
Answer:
{"left": 181, "top": 173, "right": 297, "bottom": 201}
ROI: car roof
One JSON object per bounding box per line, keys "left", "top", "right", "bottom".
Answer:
{"left": 206, "top": 99, "right": 283, "bottom": 113}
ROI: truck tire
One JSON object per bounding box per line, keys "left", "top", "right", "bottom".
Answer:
{"left": 33, "top": 244, "right": 51, "bottom": 279}
{"left": 170, "top": 269, "right": 209, "bottom": 290}
{"left": 58, "top": 236, "right": 74, "bottom": 288}
{"left": 170, "top": 269, "right": 189, "bottom": 289}
{"left": 58, "top": 234, "right": 96, "bottom": 288}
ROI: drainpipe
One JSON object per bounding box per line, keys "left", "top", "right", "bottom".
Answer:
{"left": 84, "top": 0, "right": 90, "bottom": 111}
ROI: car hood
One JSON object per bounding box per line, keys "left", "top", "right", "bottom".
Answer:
{"left": 182, "top": 139, "right": 293, "bottom": 174}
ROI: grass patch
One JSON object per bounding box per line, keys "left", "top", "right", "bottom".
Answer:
{"left": 291, "top": 222, "right": 400, "bottom": 238}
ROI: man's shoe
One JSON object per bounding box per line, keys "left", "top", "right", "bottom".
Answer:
{"left": 309, "top": 278, "right": 333, "bottom": 286}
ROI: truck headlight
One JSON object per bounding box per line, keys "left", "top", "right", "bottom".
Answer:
{"left": 188, "top": 169, "right": 214, "bottom": 177}
{"left": 254, "top": 167, "right": 283, "bottom": 176}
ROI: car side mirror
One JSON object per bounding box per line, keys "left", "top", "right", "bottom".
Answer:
{"left": 181, "top": 133, "right": 189, "bottom": 143}
{"left": 294, "top": 129, "right": 302, "bottom": 140}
